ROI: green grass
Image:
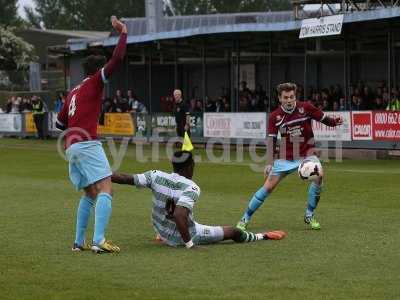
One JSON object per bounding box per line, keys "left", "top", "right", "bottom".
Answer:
{"left": 1, "top": 138, "right": 400, "bottom": 300}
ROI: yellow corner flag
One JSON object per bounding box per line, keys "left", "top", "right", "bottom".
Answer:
{"left": 182, "top": 131, "right": 194, "bottom": 152}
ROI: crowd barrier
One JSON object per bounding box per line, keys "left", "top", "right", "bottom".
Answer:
{"left": 1, "top": 111, "right": 400, "bottom": 149}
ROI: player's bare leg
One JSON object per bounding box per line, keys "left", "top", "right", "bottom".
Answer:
{"left": 237, "top": 174, "right": 285, "bottom": 230}
{"left": 91, "top": 176, "right": 120, "bottom": 253}
{"left": 72, "top": 185, "right": 97, "bottom": 252}
{"left": 223, "top": 226, "right": 287, "bottom": 243}
{"left": 304, "top": 174, "right": 323, "bottom": 230}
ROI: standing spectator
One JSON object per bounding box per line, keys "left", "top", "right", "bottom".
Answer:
{"left": 10, "top": 96, "right": 19, "bottom": 113}
{"left": 54, "top": 91, "right": 66, "bottom": 113}
{"left": 173, "top": 89, "right": 190, "bottom": 138}
{"left": 31, "top": 95, "right": 46, "bottom": 139}
{"left": 5, "top": 97, "right": 12, "bottom": 113}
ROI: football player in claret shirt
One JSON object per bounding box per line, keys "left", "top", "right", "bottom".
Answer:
{"left": 56, "top": 16, "right": 127, "bottom": 253}
{"left": 237, "top": 82, "right": 343, "bottom": 231}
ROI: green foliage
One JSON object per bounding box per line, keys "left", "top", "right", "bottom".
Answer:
{"left": 1, "top": 139, "right": 400, "bottom": 299}
{"left": 0, "top": 0, "right": 20, "bottom": 26}
{"left": 24, "top": 0, "right": 145, "bottom": 30}
{"left": 0, "top": 27, "right": 37, "bottom": 70}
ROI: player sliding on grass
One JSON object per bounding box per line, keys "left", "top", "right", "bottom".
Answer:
{"left": 56, "top": 16, "right": 127, "bottom": 253}
{"left": 237, "top": 82, "right": 343, "bottom": 231}
{"left": 112, "top": 151, "right": 287, "bottom": 248}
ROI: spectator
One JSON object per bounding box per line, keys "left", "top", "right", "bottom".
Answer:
{"left": 115, "top": 89, "right": 129, "bottom": 112}
{"left": 189, "top": 98, "right": 196, "bottom": 113}
{"left": 5, "top": 97, "right": 12, "bottom": 113}
{"left": 386, "top": 95, "right": 400, "bottom": 111}
{"left": 54, "top": 91, "right": 66, "bottom": 113}
{"left": 239, "top": 95, "right": 249, "bottom": 112}
{"left": 332, "top": 101, "right": 339, "bottom": 112}
{"left": 205, "top": 97, "right": 216, "bottom": 112}
{"left": 102, "top": 97, "right": 112, "bottom": 113}
{"left": 351, "top": 95, "right": 364, "bottom": 110}
{"left": 31, "top": 96, "right": 46, "bottom": 139}
{"left": 372, "top": 97, "right": 386, "bottom": 110}
{"left": 338, "top": 98, "right": 346, "bottom": 111}
{"left": 10, "top": 96, "right": 19, "bottom": 113}
{"left": 363, "top": 86, "right": 374, "bottom": 108}
{"left": 173, "top": 89, "right": 190, "bottom": 139}
{"left": 19, "top": 97, "right": 33, "bottom": 112}
{"left": 240, "top": 81, "right": 251, "bottom": 96}
{"left": 215, "top": 98, "right": 224, "bottom": 112}
{"left": 127, "top": 90, "right": 147, "bottom": 113}
{"left": 194, "top": 100, "right": 203, "bottom": 113}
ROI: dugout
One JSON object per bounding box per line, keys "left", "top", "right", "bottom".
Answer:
{"left": 52, "top": 1, "right": 400, "bottom": 113}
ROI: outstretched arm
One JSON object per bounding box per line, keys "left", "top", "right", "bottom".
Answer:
{"left": 103, "top": 16, "right": 128, "bottom": 79}
{"left": 111, "top": 172, "right": 135, "bottom": 185}
{"left": 306, "top": 102, "right": 343, "bottom": 127}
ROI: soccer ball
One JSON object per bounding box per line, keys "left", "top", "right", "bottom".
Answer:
{"left": 298, "top": 160, "right": 323, "bottom": 181}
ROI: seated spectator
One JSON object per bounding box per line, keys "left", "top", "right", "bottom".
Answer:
{"left": 321, "top": 99, "right": 330, "bottom": 111}
{"left": 115, "top": 89, "right": 129, "bottom": 112}
{"left": 102, "top": 97, "right": 112, "bottom": 113}
{"left": 338, "top": 98, "right": 346, "bottom": 111}
{"left": 127, "top": 90, "right": 147, "bottom": 113}
{"left": 248, "top": 95, "right": 259, "bottom": 112}
{"left": 372, "top": 97, "right": 386, "bottom": 110}
{"left": 332, "top": 101, "right": 339, "bottom": 112}
{"left": 20, "top": 97, "right": 33, "bottom": 112}
{"left": 239, "top": 95, "right": 249, "bottom": 112}
{"left": 194, "top": 100, "right": 203, "bottom": 112}
{"left": 130, "top": 98, "right": 147, "bottom": 113}
{"left": 205, "top": 98, "right": 216, "bottom": 112}
{"left": 351, "top": 95, "right": 365, "bottom": 110}
{"left": 189, "top": 98, "right": 196, "bottom": 113}
{"left": 386, "top": 96, "right": 400, "bottom": 111}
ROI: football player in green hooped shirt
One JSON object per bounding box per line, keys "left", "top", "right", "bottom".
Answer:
{"left": 112, "top": 151, "right": 287, "bottom": 249}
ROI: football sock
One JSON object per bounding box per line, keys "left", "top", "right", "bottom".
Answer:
{"left": 237, "top": 231, "right": 264, "bottom": 243}
{"left": 241, "top": 186, "right": 269, "bottom": 222}
{"left": 93, "top": 193, "right": 112, "bottom": 245}
{"left": 306, "top": 182, "right": 321, "bottom": 217}
{"left": 74, "top": 195, "right": 94, "bottom": 246}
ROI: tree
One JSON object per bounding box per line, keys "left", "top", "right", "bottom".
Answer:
{"left": 25, "top": 0, "right": 145, "bottom": 30}
{"left": 0, "top": 0, "right": 20, "bottom": 26}
{"left": 0, "top": 27, "right": 37, "bottom": 70}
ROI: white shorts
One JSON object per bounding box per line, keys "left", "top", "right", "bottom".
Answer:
{"left": 192, "top": 222, "right": 224, "bottom": 245}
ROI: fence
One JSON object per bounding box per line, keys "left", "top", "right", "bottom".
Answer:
{"left": 1, "top": 111, "right": 400, "bottom": 149}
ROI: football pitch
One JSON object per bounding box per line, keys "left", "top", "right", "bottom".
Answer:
{"left": 1, "top": 138, "right": 399, "bottom": 300}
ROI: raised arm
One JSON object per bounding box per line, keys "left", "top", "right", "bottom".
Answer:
{"left": 103, "top": 16, "right": 128, "bottom": 79}
{"left": 111, "top": 172, "right": 135, "bottom": 185}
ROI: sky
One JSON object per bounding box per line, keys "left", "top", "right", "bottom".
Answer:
{"left": 18, "top": 0, "right": 35, "bottom": 19}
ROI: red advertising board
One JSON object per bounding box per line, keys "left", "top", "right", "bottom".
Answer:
{"left": 351, "top": 111, "right": 373, "bottom": 140}
{"left": 373, "top": 111, "right": 400, "bottom": 141}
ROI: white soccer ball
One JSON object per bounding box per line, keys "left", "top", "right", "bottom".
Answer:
{"left": 298, "top": 160, "right": 323, "bottom": 181}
